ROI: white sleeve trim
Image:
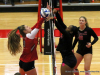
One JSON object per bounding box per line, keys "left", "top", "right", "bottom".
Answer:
{"left": 26, "top": 28, "right": 39, "bottom": 39}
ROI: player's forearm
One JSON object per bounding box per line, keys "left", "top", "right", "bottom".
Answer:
{"left": 91, "top": 37, "right": 98, "bottom": 45}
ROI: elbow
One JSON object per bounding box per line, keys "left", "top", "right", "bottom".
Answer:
{"left": 95, "top": 37, "right": 99, "bottom": 42}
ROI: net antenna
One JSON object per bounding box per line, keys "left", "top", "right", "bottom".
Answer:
{"left": 49, "top": 0, "right": 57, "bottom": 75}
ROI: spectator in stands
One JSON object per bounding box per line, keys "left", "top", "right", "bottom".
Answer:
{"left": 42, "top": 0, "right": 58, "bottom": 8}
{"left": 68, "top": 0, "right": 82, "bottom": 3}
{"left": 11, "top": 0, "right": 14, "bottom": 6}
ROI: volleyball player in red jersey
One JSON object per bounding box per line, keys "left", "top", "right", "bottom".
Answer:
{"left": 8, "top": 17, "right": 45, "bottom": 75}
{"left": 7, "top": 3, "right": 52, "bottom": 74}
{"left": 7, "top": 3, "right": 51, "bottom": 75}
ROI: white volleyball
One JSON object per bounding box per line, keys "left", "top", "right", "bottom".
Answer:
{"left": 41, "top": 8, "right": 50, "bottom": 18}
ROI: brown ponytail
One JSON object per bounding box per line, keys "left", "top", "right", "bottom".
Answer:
{"left": 79, "top": 16, "right": 89, "bottom": 27}
{"left": 8, "top": 25, "right": 25, "bottom": 56}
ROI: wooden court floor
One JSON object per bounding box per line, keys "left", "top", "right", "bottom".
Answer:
{"left": 0, "top": 11, "right": 100, "bottom": 75}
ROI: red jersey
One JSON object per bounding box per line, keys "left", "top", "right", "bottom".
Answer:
{"left": 20, "top": 18, "right": 45, "bottom": 62}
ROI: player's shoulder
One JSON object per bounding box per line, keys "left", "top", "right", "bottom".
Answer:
{"left": 86, "top": 26, "right": 94, "bottom": 33}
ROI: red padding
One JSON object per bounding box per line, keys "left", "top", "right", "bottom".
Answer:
{"left": 54, "top": 29, "right": 61, "bottom": 37}
{"left": 92, "top": 28, "right": 100, "bottom": 36}
{"left": 0, "top": 28, "right": 100, "bottom": 38}
{"left": 0, "top": 30, "right": 12, "bottom": 38}
{"left": 38, "top": 29, "right": 61, "bottom": 37}
{"left": 54, "top": 8, "right": 60, "bottom": 11}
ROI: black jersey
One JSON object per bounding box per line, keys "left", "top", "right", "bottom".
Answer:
{"left": 55, "top": 12, "right": 78, "bottom": 52}
{"left": 55, "top": 20, "right": 73, "bottom": 52}
{"left": 72, "top": 26, "right": 98, "bottom": 51}
{"left": 55, "top": 12, "right": 78, "bottom": 37}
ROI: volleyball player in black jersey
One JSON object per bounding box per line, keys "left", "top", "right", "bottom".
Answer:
{"left": 72, "top": 16, "right": 98, "bottom": 75}
{"left": 51, "top": 9, "right": 78, "bottom": 75}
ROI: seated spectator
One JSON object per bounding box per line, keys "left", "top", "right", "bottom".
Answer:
{"left": 42, "top": 0, "right": 58, "bottom": 8}
{"left": 68, "top": 0, "right": 82, "bottom": 3}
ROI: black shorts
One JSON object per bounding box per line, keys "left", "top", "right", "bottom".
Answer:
{"left": 76, "top": 47, "right": 92, "bottom": 56}
{"left": 19, "top": 60, "right": 35, "bottom": 72}
{"left": 60, "top": 50, "right": 77, "bottom": 68}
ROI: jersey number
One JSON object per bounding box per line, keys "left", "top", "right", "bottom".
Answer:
{"left": 79, "top": 36, "right": 83, "bottom": 40}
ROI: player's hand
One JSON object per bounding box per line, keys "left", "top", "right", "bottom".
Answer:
{"left": 46, "top": 16, "right": 54, "bottom": 22}
{"left": 53, "top": 9, "right": 57, "bottom": 14}
{"left": 46, "top": 2, "right": 51, "bottom": 11}
{"left": 86, "top": 42, "right": 91, "bottom": 48}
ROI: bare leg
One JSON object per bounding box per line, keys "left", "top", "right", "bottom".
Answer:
{"left": 74, "top": 53, "right": 83, "bottom": 75}
{"left": 84, "top": 54, "right": 92, "bottom": 75}
{"left": 61, "top": 63, "right": 73, "bottom": 75}
{"left": 19, "top": 67, "right": 25, "bottom": 75}
{"left": 25, "top": 68, "right": 37, "bottom": 75}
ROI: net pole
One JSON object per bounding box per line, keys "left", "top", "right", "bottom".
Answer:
{"left": 38, "top": 0, "right": 42, "bottom": 53}
{"left": 44, "top": 0, "right": 52, "bottom": 55}
{"left": 50, "top": 0, "right": 57, "bottom": 75}
{"left": 59, "top": 0, "right": 63, "bottom": 21}
{"left": 59, "top": 0, "right": 63, "bottom": 36}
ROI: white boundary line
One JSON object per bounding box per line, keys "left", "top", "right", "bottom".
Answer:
{"left": 63, "top": 18, "right": 100, "bottom": 19}
{"left": 49, "top": 55, "right": 52, "bottom": 75}
{"left": 0, "top": 62, "right": 100, "bottom": 65}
